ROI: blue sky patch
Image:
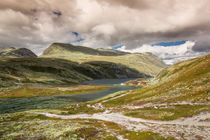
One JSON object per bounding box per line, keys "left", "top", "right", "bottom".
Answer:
{"left": 71, "top": 38, "right": 85, "bottom": 43}
{"left": 112, "top": 44, "right": 124, "bottom": 50}
{"left": 70, "top": 32, "right": 84, "bottom": 43}
{"left": 75, "top": 38, "right": 85, "bottom": 42}
{"left": 152, "top": 40, "right": 187, "bottom": 47}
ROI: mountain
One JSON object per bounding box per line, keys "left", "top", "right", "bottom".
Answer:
{"left": 0, "top": 47, "right": 37, "bottom": 58}
{"left": 0, "top": 58, "right": 147, "bottom": 88}
{"left": 43, "top": 43, "right": 129, "bottom": 56}
{"left": 42, "top": 43, "right": 167, "bottom": 76}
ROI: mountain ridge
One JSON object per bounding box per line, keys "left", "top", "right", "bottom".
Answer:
{"left": 43, "top": 43, "right": 130, "bottom": 56}
{"left": 41, "top": 43, "right": 167, "bottom": 76}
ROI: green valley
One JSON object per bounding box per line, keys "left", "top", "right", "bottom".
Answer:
{"left": 0, "top": 44, "right": 209, "bottom": 140}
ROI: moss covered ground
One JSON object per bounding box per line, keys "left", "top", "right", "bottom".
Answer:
{"left": 0, "top": 112, "right": 174, "bottom": 140}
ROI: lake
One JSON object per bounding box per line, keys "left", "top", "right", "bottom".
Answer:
{"left": 0, "top": 78, "right": 139, "bottom": 114}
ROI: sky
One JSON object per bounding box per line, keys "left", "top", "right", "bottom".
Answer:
{"left": 0, "top": 0, "right": 210, "bottom": 64}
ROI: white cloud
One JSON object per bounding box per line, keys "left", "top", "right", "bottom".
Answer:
{"left": 116, "top": 41, "right": 206, "bottom": 65}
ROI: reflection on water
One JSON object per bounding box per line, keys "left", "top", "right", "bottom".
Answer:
{"left": 0, "top": 78, "right": 139, "bottom": 114}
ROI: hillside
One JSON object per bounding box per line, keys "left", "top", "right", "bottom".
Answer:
{"left": 0, "top": 58, "right": 147, "bottom": 88}
{"left": 101, "top": 54, "right": 210, "bottom": 107}
{"left": 0, "top": 47, "right": 37, "bottom": 58}
{"left": 41, "top": 43, "right": 167, "bottom": 76}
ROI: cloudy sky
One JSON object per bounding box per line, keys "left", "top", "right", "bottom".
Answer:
{"left": 0, "top": 0, "right": 210, "bottom": 64}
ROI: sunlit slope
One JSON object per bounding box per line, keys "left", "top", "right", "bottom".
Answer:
{"left": 103, "top": 54, "right": 210, "bottom": 106}
{"left": 152, "top": 53, "right": 210, "bottom": 103}
{"left": 43, "top": 43, "right": 129, "bottom": 56}
{"left": 41, "top": 43, "right": 167, "bottom": 76}
{"left": 0, "top": 58, "right": 145, "bottom": 88}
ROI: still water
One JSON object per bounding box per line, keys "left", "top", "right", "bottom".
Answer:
{"left": 0, "top": 78, "right": 139, "bottom": 114}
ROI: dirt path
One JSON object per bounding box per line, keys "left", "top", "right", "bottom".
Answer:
{"left": 36, "top": 111, "right": 210, "bottom": 140}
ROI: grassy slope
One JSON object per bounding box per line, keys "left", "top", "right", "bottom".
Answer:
{"left": 100, "top": 54, "right": 210, "bottom": 120}
{"left": 104, "top": 54, "right": 210, "bottom": 105}
{"left": 0, "top": 58, "right": 145, "bottom": 88}
{"left": 41, "top": 43, "right": 167, "bottom": 76}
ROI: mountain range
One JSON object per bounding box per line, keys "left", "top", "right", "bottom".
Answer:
{"left": 0, "top": 43, "right": 167, "bottom": 88}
